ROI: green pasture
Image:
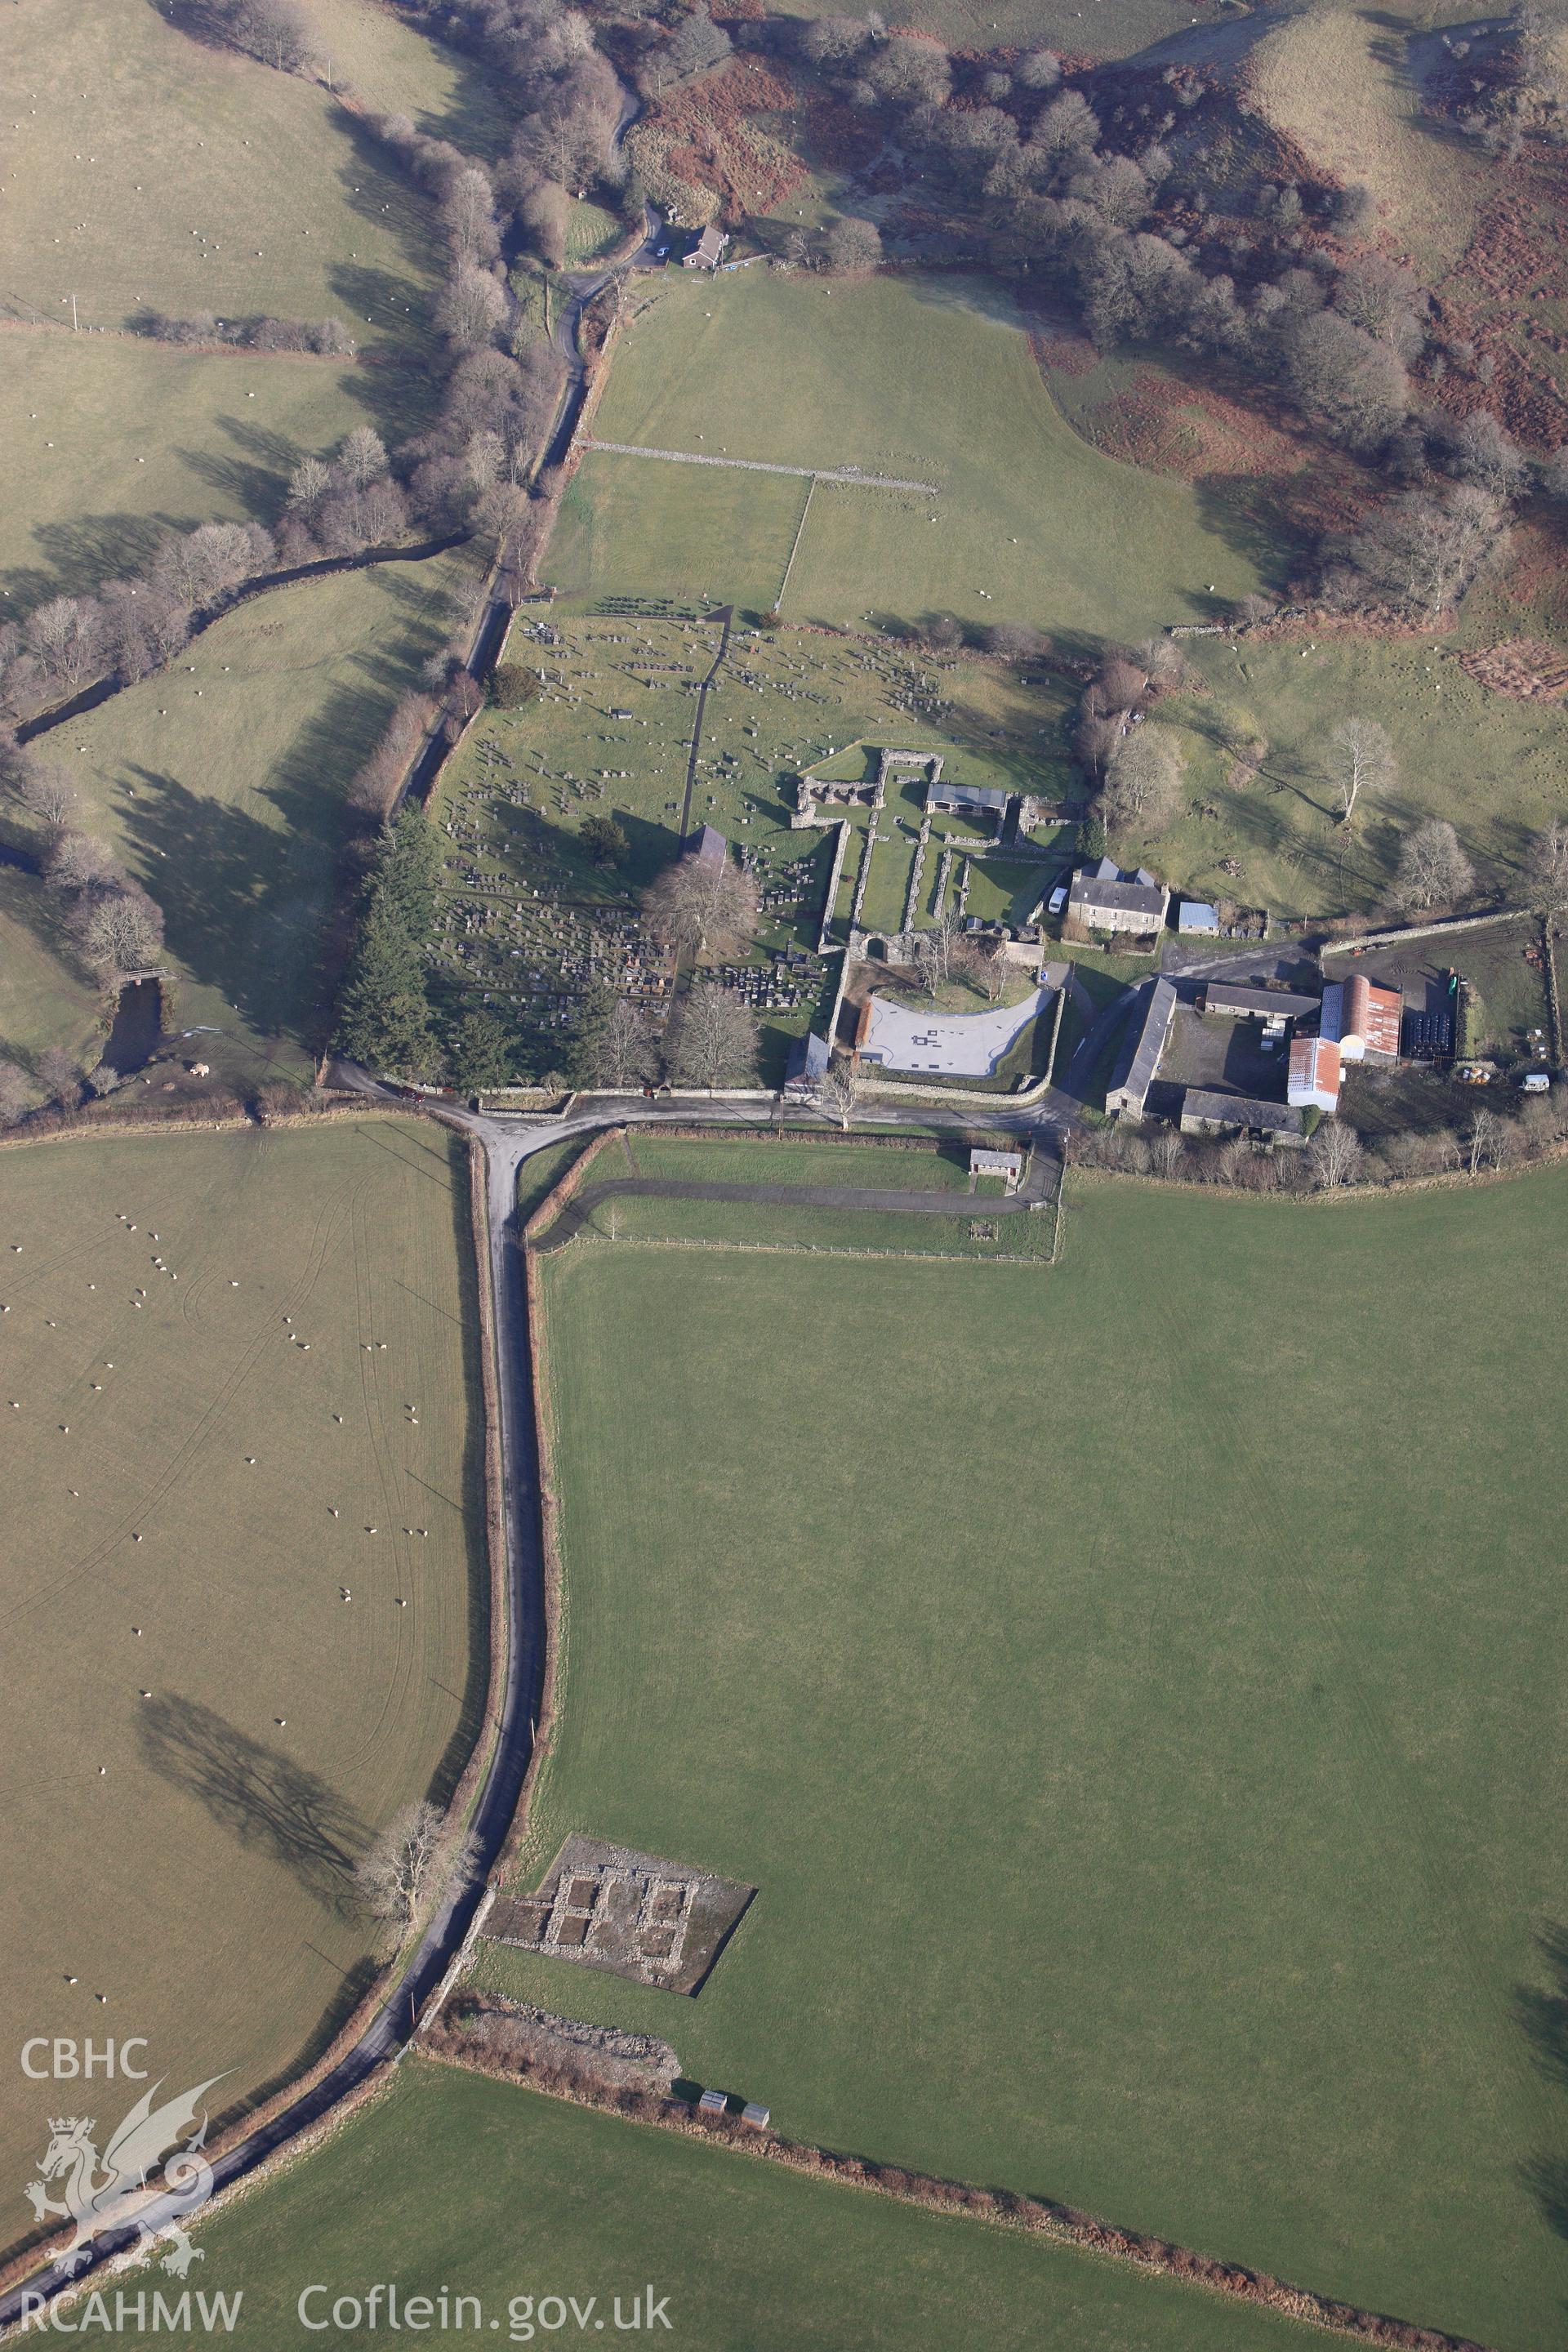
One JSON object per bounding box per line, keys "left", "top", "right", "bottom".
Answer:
{"left": 3, "top": 550, "right": 478, "bottom": 1086}
{"left": 294, "top": 0, "right": 513, "bottom": 152}
{"left": 622, "top": 1135, "right": 978, "bottom": 1191}
{"left": 0, "top": 1120, "right": 485, "bottom": 2255}
{"left": 180, "top": 2059, "right": 1325, "bottom": 2352}
{"left": 0, "top": 0, "right": 444, "bottom": 347}
{"left": 1137, "top": 634, "right": 1568, "bottom": 920}
{"left": 548, "top": 271, "right": 1266, "bottom": 638}
{"left": 481, "top": 1160, "right": 1568, "bottom": 2351}
{"left": 0, "top": 332, "right": 394, "bottom": 609}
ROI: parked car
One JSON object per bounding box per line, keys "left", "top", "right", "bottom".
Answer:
{"left": 1048, "top": 882, "right": 1068, "bottom": 916}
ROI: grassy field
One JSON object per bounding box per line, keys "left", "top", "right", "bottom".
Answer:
{"left": 0, "top": 0, "right": 446, "bottom": 348}
{"left": 0, "top": 332, "right": 393, "bottom": 608}
{"left": 549, "top": 272, "right": 1266, "bottom": 639}
{"left": 293, "top": 0, "right": 512, "bottom": 151}
{"left": 1106, "top": 629, "right": 1568, "bottom": 920}
{"left": 0, "top": 1119, "right": 485, "bottom": 2251}
{"left": 176, "top": 2059, "right": 1326, "bottom": 2351}
{"left": 478, "top": 1159, "right": 1568, "bottom": 2351}
{"left": 0, "top": 548, "right": 479, "bottom": 1089}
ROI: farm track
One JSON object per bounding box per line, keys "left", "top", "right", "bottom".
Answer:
{"left": 530, "top": 1165, "right": 1051, "bottom": 1253}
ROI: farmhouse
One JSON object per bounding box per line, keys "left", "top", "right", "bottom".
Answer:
{"left": 1200, "top": 981, "right": 1320, "bottom": 1024}
{"left": 1323, "top": 976, "right": 1401, "bottom": 1063}
{"left": 1067, "top": 861, "right": 1169, "bottom": 939}
{"left": 1106, "top": 975, "right": 1177, "bottom": 1116}
{"left": 1180, "top": 1089, "right": 1307, "bottom": 1146}
{"left": 683, "top": 225, "right": 729, "bottom": 270}
{"left": 1287, "top": 1034, "right": 1343, "bottom": 1113}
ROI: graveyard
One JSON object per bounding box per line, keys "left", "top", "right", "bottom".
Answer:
{"left": 427, "top": 610, "right": 1078, "bottom": 1083}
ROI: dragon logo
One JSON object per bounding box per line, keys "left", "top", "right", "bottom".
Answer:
{"left": 24, "top": 2075, "right": 227, "bottom": 2277}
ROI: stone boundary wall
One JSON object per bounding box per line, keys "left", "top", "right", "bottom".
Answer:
{"left": 1322, "top": 910, "right": 1527, "bottom": 956}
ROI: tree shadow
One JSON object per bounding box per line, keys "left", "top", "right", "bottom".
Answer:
{"left": 6, "top": 513, "right": 183, "bottom": 607}
{"left": 139, "top": 1693, "right": 368, "bottom": 1915}
{"left": 1517, "top": 1922, "right": 1568, "bottom": 2244}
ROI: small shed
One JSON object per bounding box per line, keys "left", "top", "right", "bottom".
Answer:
{"left": 742, "top": 2101, "right": 771, "bottom": 2129}
{"left": 697, "top": 2087, "right": 728, "bottom": 2115}
{"left": 970, "top": 1147, "right": 1024, "bottom": 1192}
{"left": 1178, "top": 901, "right": 1219, "bottom": 936}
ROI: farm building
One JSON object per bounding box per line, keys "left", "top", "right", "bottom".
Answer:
{"left": 1180, "top": 1089, "right": 1307, "bottom": 1146}
{"left": 1178, "top": 902, "right": 1220, "bottom": 936}
{"left": 683, "top": 226, "right": 729, "bottom": 270}
{"left": 1200, "top": 981, "right": 1321, "bottom": 1024}
{"left": 970, "top": 1147, "right": 1024, "bottom": 1192}
{"left": 1067, "top": 864, "right": 1169, "bottom": 939}
{"left": 1106, "top": 976, "right": 1177, "bottom": 1116}
{"left": 1287, "top": 1035, "right": 1343, "bottom": 1112}
{"left": 1322, "top": 977, "right": 1401, "bottom": 1063}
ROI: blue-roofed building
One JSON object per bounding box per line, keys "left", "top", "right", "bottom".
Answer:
{"left": 1178, "top": 901, "right": 1220, "bottom": 936}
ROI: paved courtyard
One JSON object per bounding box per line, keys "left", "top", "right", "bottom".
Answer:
{"left": 861, "top": 984, "right": 1049, "bottom": 1076}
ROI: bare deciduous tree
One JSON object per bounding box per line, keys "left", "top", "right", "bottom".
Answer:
{"left": 915, "top": 909, "right": 964, "bottom": 998}
{"left": 72, "top": 884, "right": 164, "bottom": 980}
{"left": 1392, "top": 817, "right": 1473, "bottom": 911}
{"left": 1526, "top": 819, "right": 1568, "bottom": 915}
{"left": 672, "top": 985, "right": 758, "bottom": 1089}
{"left": 37, "top": 1045, "right": 81, "bottom": 1107}
{"left": 1351, "top": 484, "right": 1508, "bottom": 621}
{"left": 1309, "top": 1117, "right": 1364, "bottom": 1188}
{"left": 643, "top": 854, "right": 760, "bottom": 961}
{"left": 1323, "top": 715, "right": 1395, "bottom": 827}
{"left": 0, "top": 1060, "right": 33, "bottom": 1127}
{"left": 354, "top": 1801, "right": 480, "bottom": 1931}
{"left": 1101, "top": 724, "right": 1182, "bottom": 838}
{"left": 47, "top": 830, "right": 122, "bottom": 895}
{"left": 593, "top": 999, "right": 657, "bottom": 1089}
{"left": 813, "top": 1055, "right": 867, "bottom": 1130}
{"left": 435, "top": 267, "right": 508, "bottom": 350}
{"left": 1467, "top": 1107, "right": 1510, "bottom": 1174}
{"left": 14, "top": 760, "right": 78, "bottom": 832}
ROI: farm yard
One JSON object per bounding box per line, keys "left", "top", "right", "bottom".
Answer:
{"left": 2, "top": 550, "right": 479, "bottom": 1090}
{"left": 547, "top": 272, "right": 1267, "bottom": 636}
{"left": 0, "top": 1118, "right": 486, "bottom": 2238}
{"left": 477, "top": 1157, "right": 1568, "bottom": 2352}
{"left": 429, "top": 612, "right": 1076, "bottom": 1085}
{"left": 166, "top": 2059, "right": 1331, "bottom": 2352}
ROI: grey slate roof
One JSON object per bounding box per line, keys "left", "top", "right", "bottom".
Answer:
{"left": 1106, "top": 975, "right": 1177, "bottom": 1116}
{"left": 1181, "top": 1087, "right": 1305, "bottom": 1138}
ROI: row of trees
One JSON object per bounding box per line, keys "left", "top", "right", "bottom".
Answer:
{"left": 1080, "top": 1086, "right": 1568, "bottom": 1192}
{"left": 140, "top": 309, "right": 356, "bottom": 355}
{"left": 1, "top": 737, "right": 167, "bottom": 990}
